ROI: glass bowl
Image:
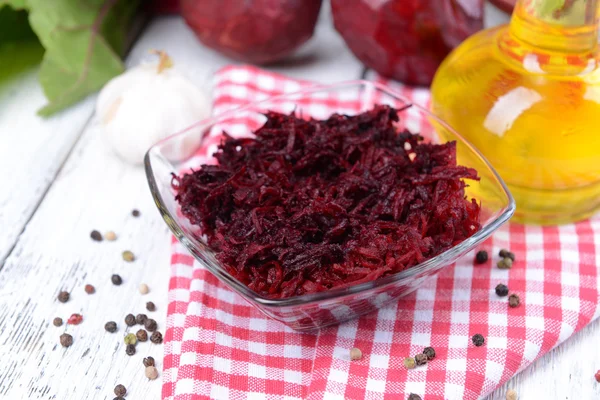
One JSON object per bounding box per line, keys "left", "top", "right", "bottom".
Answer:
{"left": 144, "top": 81, "right": 515, "bottom": 331}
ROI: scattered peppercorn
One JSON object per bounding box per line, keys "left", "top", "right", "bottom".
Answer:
{"left": 595, "top": 370, "right": 600, "bottom": 383}
{"left": 146, "top": 301, "right": 156, "bottom": 312}
{"left": 150, "top": 331, "right": 163, "bottom": 344}
{"left": 114, "top": 397, "right": 124, "bottom": 400}
{"left": 499, "top": 249, "right": 509, "bottom": 258}
{"left": 408, "top": 394, "right": 422, "bottom": 400}
{"left": 57, "top": 291, "right": 70, "bottom": 303}
{"left": 136, "top": 329, "right": 148, "bottom": 342}
{"left": 349, "top": 347, "right": 362, "bottom": 360}
{"left": 497, "top": 258, "right": 513, "bottom": 269}
{"left": 105, "top": 321, "right": 117, "bottom": 333}
{"left": 124, "top": 333, "right": 137, "bottom": 345}
{"left": 84, "top": 284, "right": 95, "bottom": 294}
{"left": 124, "top": 314, "right": 136, "bottom": 327}
{"left": 53, "top": 317, "right": 63, "bottom": 327}
{"left": 509, "top": 294, "right": 520, "bottom": 308}
{"left": 414, "top": 353, "right": 428, "bottom": 366}
{"left": 143, "top": 356, "right": 155, "bottom": 367}
{"left": 125, "top": 344, "right": 136, "bottom": 356}
{"left": 139, "top": 283, "right": 149, "bottom": 295}
{"left": 114, "top": 384, "right": 127, "bottom": 397}
{"left": 403, "top": 357, "right": 416, "bottom": 369}
{"left": 472, "top": 333, "right": 485, "bottom": 347}
{"left": 122, "top": 250, "right": 135, "bottom": 262}
{"left": 111, "top": 274, "right": 122, "bottom": 285}
{"left": 144, "top": 318, "right": 157, "bottom": 332}
{"left": 67, "top": 313, "right": 83, "bottom": 325}
{"left": 423, "top": 346, "right": 436, "bottom": 360}
{"left": 105, "top": 231, "right": 117, "bottom": 241}
{"left": 136, "top": 313, "right": 148, "bottom": 325}
{"left": 145, "top": 366, "right": 159, "bottom": 380}
{"left": 506, "top": 252, "right": 515, "bottom": 261}
{"left": 495, "top": 283, "right": 509, "bottom": 297}
{"left": 132, "top": 209, "right": 141, "bottom": 217}
{"left": 60, "top": 333, "right": 73, "bottom": 347}
{"left": 475, "top": 250, "right": 488, "bottom": 264}
{"left": 90, "top": 230, "right": 103, "bottom": 241}
{"left": 506, "top": 389, "right": 518, "bottom": 400}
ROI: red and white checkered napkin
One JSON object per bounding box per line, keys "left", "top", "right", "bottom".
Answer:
{"left": 162, "top": 66, "right": 600, "bottom": 400}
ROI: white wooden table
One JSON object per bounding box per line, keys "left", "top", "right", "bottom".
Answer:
{"left": 1, "top": 5, "right": 599, "bottom": 400}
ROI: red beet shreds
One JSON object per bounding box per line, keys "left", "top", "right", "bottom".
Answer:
{"left": 174, "top": 105, "right": 481, "bottom": 299}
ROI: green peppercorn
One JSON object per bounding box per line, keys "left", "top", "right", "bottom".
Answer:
{"left": 497, "top": 258, "right": 513, "bottom": 270}
{"left": 403, "top": 357, "right": 416, "bottom": 369}
{"left": 122, "top": 250, "right": 135, "bottom": 262}
{"left": 124, "top": 333, "right": 137, "bottom": 345}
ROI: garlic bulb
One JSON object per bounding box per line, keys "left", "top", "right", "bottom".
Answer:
{"left": 96, "top": 51, "right": 211, "bottom": 164}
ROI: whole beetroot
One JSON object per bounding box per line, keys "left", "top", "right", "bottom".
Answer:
{"left": 181, "top": 0, "right": 322, "bottom": 64}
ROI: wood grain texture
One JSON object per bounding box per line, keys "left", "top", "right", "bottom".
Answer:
{"left": 0, "top": 69, "right": 96, "bottom": 264}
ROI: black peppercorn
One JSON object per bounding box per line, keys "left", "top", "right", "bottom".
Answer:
{"left": 60, "top": 333, "right": 73, "bottom": 347}
{"left": 509, "top": 293, "right": 520, "bottom": 308}
{"left": 136, "top": 313, "right": 148, "bottom": 325}
{"left": 111, "top": 274, "right": 122, "bottom": 285}
{"left": 125, "top": 344, "right": 136, "bottom": 356}
{"left": 475, "top": 250, "right": 488, "bottom": 264}
{"left": 114, "top": 384, "right": 126, "bottom": 397}
{"left": 408, "top": 394, "right": 422, "bottom": 400}
{"left": 136, "top": 329, "right": 148, "bottom": 342}
{"left": 423, "top": 346, "right": 436, "bottom": 360}
{"left": 124, "top": 313, "right": 136, "bottom": 327}
{"left": 150, "top": 331, "right": 163, "bottom": 344}
{"left": 144, "top": 318, "right": 157, "bottom": 332}
{"left": 57, "top": 291, "right": 70, "bottom": 303}
{"left": 472, "top": 333, "right": 485, "bottom": 347}
{"left": 90, "top": 230, "right": 103, "bottom": 241}
{"left": 499, "top": 249, "right": 509, "bottom": 258}
{"left": 53, "top": 317, "right": 63, "bottom": 327}
{"left": 105, "top": 321, "right": 117, "bottom": 333}
{"left": 143, "top": 356, "right": 155, "bottom": 367}
{"left": 113, "top": 397, "right": 124, "bottom": 400}
{"left": 414, "top": 353, "right": 428, "bottom": 366}
{"left": 495, "top": 283, "right": 509, "bottom": 297}
{"left": 146, "top": 301, "right": 156, "bottom": 312}
{"left": 132, "top": 209, "right": 141, "bottom": 217}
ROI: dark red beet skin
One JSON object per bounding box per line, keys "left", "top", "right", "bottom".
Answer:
{"left": 174, "top": 106, "right": 481, "bottom": 299}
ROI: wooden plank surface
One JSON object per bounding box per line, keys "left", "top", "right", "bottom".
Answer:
{"left": 0, "top": 5, "right": 599, "bottom": 400}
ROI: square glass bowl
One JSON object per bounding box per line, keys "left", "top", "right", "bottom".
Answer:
{"left": 145, "top": 81, "right": 515, "bottom": 331}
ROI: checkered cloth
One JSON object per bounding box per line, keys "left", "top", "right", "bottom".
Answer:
{"left": 162, "top": 66, "right": 600, "bottom": 400}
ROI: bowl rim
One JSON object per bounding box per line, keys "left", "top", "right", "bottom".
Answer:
{"left": 144, "top": 79, "right": 516, "bottom": 308}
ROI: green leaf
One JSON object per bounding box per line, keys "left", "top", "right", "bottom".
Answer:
{"left": 0, "top": 6, "right": 43, "bottom": 85}
{"left": 24, "top": 0, "right": 140, "bottom": 116}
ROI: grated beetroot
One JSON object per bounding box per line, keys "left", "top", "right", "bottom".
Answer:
{"left": 174, "top": 105, "right": 481, "bottom": 299}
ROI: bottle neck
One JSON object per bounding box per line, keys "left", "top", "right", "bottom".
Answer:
{"left": 509, "top": 0, "right": 600, "bottom": 53}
